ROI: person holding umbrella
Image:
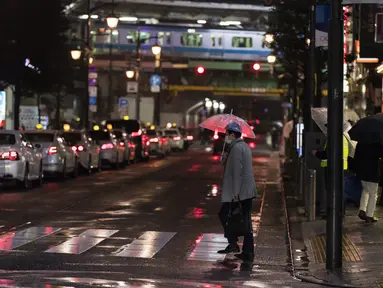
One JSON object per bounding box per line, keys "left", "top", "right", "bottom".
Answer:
{"left": 349, "top": 114, "right": 383, "bottom": 222}
{"left": 216, "top": 122, "right": 256, "bottom": 263}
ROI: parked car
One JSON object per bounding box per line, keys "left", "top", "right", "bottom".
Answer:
{"left": 89, "top": 129, "right": 124, "bottom": 169}
{"left": 24, "top": 130, "right": 78, "bottom": 178}
{"left": 60, "top": 130, "right": 101, "bottom": 173}
{"left": 146, "top": 129, "right": 167, "bottom": 158}
{"left": 0, "top": 130, "right": 43, "bottom": 188}
{"left": 163, "top": 128, "right": 185, "bottom": 151}
{"left": 111, "top": 129, "right": 136, "bottom": 164}
{"left": 105, "top": 119, "right": 150, "bottom": 162}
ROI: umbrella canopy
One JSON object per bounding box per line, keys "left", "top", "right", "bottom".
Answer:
{"left": 349, "top": 113, "right": 383, "bottom": 144}
{"left": 311, "top": 108, "right": 354, "bottom": 135}
{"left": 199, "top": 114, "right": 256, "bottom": 139}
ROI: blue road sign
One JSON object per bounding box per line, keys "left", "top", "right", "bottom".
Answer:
{"left": 0, "top": 92, "right": 4, "bottom": 105}
{"left": 119, "top": 98, "right": 128, "bottom": 108}
{"left": 150, "top": 75, "right": 161, "bottom": 86}
{"left": 89, "top": 96, "right": 97, "bottom": 105}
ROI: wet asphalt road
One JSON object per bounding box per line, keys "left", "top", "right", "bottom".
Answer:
{"left": 0, "top": 146, "right": 317, "bottom": 287}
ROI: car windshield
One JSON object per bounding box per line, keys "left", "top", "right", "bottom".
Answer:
{"left": 0, "top": 134, "right": 16, "bottom": 145}
{"left": 146, "top": 130, "right": 157, "bottom": 136}
{"left": 62, "top": 132, "right": 82, "bottom": 146}
{"left": 89, "top": 131, "right": 110, "bottom": 141}
{"left": 113, "top": 131, "right": 123, "bottom": 139}
{"left": 164, "top": 130, "right": 179, "bottom": 136}
{"left": 26, "top": 133, "right": 54, "bottom": 143}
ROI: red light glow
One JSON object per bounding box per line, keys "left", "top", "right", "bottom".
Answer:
{"left": 213, "top": 134, "right": 219, "bottom": 140}
{"left": 101, "top": 143, "right": 114, "bottom": 150}
{"left": 196, "top": 66, "right": 205, "bottom": 74}
{"left": 249, "top": 142, "right": 256, "bottom": 148}
{"left": 252, "top": 63, "right": 261, "bottom": 71}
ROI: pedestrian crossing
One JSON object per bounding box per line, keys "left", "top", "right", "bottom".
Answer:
{"left": 0, "top": 226, "right": 251, "bottom": 262}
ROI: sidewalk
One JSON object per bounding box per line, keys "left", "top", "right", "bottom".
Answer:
{"left": 284, "top": 161, "right": 383, "bottom": 287}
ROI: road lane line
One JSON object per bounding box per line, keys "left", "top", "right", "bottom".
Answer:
{"left": 188, "top": 233, "right": 227, "bottom": 261}
{"left": 0, "top": 226, "right": 61, "bottom": 251}
{"left": 45, "top": 229, "right": 118, "bottom": 254}
{"left": 113, "top": 231, "right": 176, "bottom": 258}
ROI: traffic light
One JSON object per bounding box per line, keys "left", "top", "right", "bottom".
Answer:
{"left": 252, "top": 63, "right": 261, "bottom": 71}
{"left": 196, "top": 66, "right": 205, "bottom": 74}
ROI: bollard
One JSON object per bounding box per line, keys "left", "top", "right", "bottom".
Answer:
{"left": 307, "top": 169, "right": 316, "bottom": 221}
{"left": 298, "top": 157, "right": 304, "bottom": 201}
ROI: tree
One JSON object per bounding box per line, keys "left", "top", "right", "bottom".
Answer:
{"left": 0, "top": 0, "right": 73, "bottom": 128}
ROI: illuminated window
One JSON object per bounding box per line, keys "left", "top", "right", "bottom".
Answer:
{"left": 158, "top": 32, "right": 172, "bottom": 45}
{"left": 375, "top": 13, "right": 383, "bottom": 42}
{"left": 126, "top": 31, "right": 150, "bottom": 44}
{"left": 211, "top": 34, "right": 222, "bottom": 47}
{"left": 93, "top": 28, "right": 119, "bottom": 44}
{"left": 180, "top": 33, "right": 203, "bottom": 47}
{"left": 232, "top": 36, "right": 253, "bottom": 48}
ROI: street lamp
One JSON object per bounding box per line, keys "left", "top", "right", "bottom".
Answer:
{"left": 264, "top": 34, "right": 274, "bottom": 44}
{"left": 106, "top": 14, "right": 119, "bottom": 29}
{"left": 205, "top": 100, "right": 212, "bottom": 108}
{"left": 151, "top": 44, "right": 162, "bottom": 56}
{"left": 213, "top": 101, "right": 219, "bottom": 109}
{"left": 71, "top": 49, "right": 82, "bottom": 60}
{"left": 219, "top": 103, "right": 225, "bottom": 110}
{"left": 267, "top": 55, "right": 276, "bottom": 64}
{"left": 126, "top": 69, "right": 135, "bottom": 79}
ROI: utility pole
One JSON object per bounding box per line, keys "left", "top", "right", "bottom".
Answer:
{"left": 135, "top": 32, "right": 141, "bottom": 121}
{"left": 84, "top": 0, "right": 91, "bottom": 129}
{"left": 326, "top": 0, "right": 344, "bottom": 270}
{"left": 304, "top": 3, "right": 316, "bottom": 133}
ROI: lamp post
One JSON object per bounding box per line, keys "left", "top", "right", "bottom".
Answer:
{"left": 134, "top": 35, "right": 163, "bottom": 123}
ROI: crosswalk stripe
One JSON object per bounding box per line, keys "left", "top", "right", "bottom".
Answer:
{"left": 188, "top": 233, "right": 227, "bottom": 261}
{"left": 112, "top": 231, "right": 176, "bottom": 258}
{"left": 45, "top": 229, "right": 118, "bottom": 254}
{"left": 0, "top": 226, "right": 61, "bottom": 251}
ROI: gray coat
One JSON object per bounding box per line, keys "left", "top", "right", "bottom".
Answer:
{"left": 221, "top": 138, "right": 257, "bottom": 202}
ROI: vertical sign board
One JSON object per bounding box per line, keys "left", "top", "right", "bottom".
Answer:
{"left": 89, "top": 66, "right": 98, "bottom": 112}
{"left": 315, "top": 4, "right": 330, "bottom": 47}
{"left": 0, "top": 92, "right": 5, "bottom": 129}
{"left": 119, "top": 97, "right": 129, "bottom": 117}
{"left": 150, "top": 75, "right": 161, "bottom": 93}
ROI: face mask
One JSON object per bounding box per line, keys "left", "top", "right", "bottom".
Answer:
{"left": 225, "top": 135, "right": 233, "bottom": 144}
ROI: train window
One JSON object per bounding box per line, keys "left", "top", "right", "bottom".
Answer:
{"left": 126, "top": 32, "right": 150, "bottom": 44}
{"left": 211, "top": 35, "right": 222, "bottom": 47}
{"left": 92, "top": 28, "right": 119, "bottom": 44}
{"left": 180, "top": 33, "right": 203, "bottom": 47}
{"left": 157, "top": 32, "right": 171, "bottom": 45}
{"left": 232, "top": 37, "right": 253, "bottom": 48}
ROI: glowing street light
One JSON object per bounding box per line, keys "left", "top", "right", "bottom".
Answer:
{"left": 213, "top": 101, "right": 219, "bottom": 109}
{"left": 71, "top": 49, "right": 82, "bottom": 60}
{"left": 267, "top": 55, "right": 276, "bottom": 64}
{"left": 219, "top": 103, "right": 225, "bottom": 110}
{"left": 205, "top": 100, "right": 213, "bottom": 108}
{"left": 126, "top": 70, "right": 135, "bottom": 79}
{"left": 106, "top": 14, "right": 119, "bottom": 29}
{"left": 264, "top": 34, "right": 274, "bottom": 43}
{"left": 151, "top": 44, "right": 162, "bottom": 56}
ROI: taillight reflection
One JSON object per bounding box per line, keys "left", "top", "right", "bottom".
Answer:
{"left": 0, "top": 151, "right": 19, "bottom": 161}
{"left": 101, "top": 143, "right": 114, "bottom": 150}
{"left": 249, "top": 142, "right": 256, "bottom": 148}
{"left": 72, "top": 145, "right": 84, "bottom": 152}
{"left": 186, "top": 135, "right": 194, "bottom": 140}
{"left": 173, "top": 136, "right": 181, "bottom": 141}
{"left": 48, "top": 146, "right": 57, "bottom": 155}
{"left": 150, "top": 138, "right": 159, "bottom": 143}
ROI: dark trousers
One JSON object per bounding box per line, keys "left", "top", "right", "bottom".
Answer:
{"left": 218, "top": 198, "right": 254, "bottom": 259}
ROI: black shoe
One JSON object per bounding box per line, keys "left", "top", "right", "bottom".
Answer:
{"left": 365, "top": 216, "right": 378, "bottom": 223}
{"left": 217, "top": 245, "right": 240, "bottom": 254}
{"left": 358, "top": 210, "right": 367, "bottom": 220}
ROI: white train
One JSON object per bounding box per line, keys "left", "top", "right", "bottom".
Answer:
{"left": 92, "top": 24, "right": 271, "bottom": 61}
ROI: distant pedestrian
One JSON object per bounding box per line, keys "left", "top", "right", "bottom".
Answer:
{"left": 218, "top": 122, "right": 256, "bottom": 264}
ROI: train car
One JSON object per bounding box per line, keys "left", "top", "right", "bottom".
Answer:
{"left": 92, "top": 23, "right": 271, "bottom": 61}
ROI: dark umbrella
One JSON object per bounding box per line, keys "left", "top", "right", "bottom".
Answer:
{"left": 349, "top": 113, "right": 383, "bottom": 144}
